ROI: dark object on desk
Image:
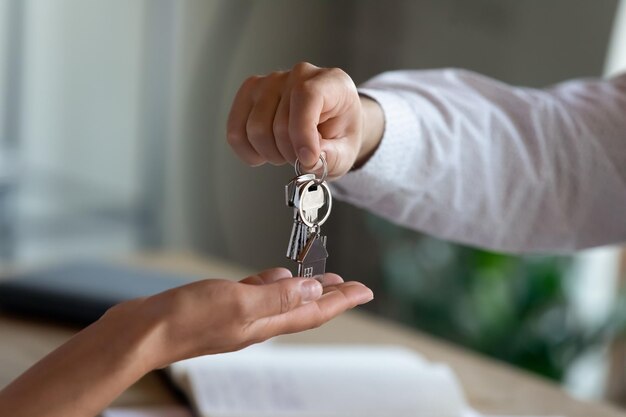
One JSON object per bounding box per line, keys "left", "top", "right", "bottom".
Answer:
{"left": 0, "top": 261, "right": 197, "bottom": 325}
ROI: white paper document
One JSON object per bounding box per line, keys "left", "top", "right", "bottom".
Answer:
{"left": 169, "top": 344, "right": 562, "bottom": 417}
{"left": 102, "top": 406, "right": 193, "bottom": 417}
{"left": 170, "top": 344, "right": 467, "bottom": 417}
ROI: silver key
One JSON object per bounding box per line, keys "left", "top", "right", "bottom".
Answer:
{"left": 286, "top": 155, "right": 332, "bottom": 277}
{"left": 286, "top": 218, "right": 301, "bottom": 259}
{"left": 286, "top": 174, "right": 316, "bottom": 260}
{"left": 287, "top": 219, "right": 309, "bottom": 261}
{"left": 298, "top": 180, "right": 332, "bottom": 228}
{"left": 285, "top": 173, "right": 315, "bottom": 208}
{"left": 299, "top": 181, "right": 326, "bottom": 224}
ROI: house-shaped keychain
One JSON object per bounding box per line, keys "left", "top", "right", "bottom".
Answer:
{"left": 296, "top": 234, "right": 328, "bottom": 278}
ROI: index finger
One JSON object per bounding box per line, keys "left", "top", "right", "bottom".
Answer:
{"left": 239, "top": 267, "right": 293, "bottom": 285}
{"left": 289, "top": 80, "right": 324, "bottom": 167}
{"left": 289, "top": 68, "right": 354, "bottom": 168}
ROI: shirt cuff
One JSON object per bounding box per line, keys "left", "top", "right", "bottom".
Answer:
{"left": 331, "top": 88, "right": 423, "bottom": 205}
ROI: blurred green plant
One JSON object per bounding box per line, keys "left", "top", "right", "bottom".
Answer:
{"left": 366, "top": 215, "right": 623, "bottom": 381}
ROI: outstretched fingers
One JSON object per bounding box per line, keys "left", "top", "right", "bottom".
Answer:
{"left": 240, "top": 271, "right": 344, "bottom": 287}
{"left": 246, "top": 281, "right": 373, "bottom": 339}
{"left": 239, "top": 277, "right": 324, "bottom": 320}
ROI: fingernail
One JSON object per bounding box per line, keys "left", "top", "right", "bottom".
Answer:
{"left": 301, "top": 279, "right": 323, "bottom": 302}
{"left": 298, "top": 147, "right": 316, "bottom": 166}
{"left": 357, "top": 289, "right": 374, "bottom": 305}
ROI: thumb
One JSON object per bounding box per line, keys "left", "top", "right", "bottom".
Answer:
{"left": 247, "top": 278, "right": 323, "bottom": 318}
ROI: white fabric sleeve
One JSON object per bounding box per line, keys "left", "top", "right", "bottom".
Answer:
{"left": 332, "top": 69, "right": 626, "bottom": 253}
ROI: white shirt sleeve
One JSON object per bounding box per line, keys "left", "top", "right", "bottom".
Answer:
{"left": 332, "top": 69, "right": 626, "bottom": 253}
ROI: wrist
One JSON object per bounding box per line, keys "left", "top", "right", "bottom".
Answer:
{"left": 97, "top": 298, "right": 168, "bottom": 373}
{"left": 355, "top": 95, "right": 384, "bottom": 168}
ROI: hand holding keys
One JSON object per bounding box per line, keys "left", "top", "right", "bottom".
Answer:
{"left": 285, "top": 155, "right": 332, "bottom": 278}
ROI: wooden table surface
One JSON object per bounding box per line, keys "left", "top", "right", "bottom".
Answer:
{"left": 1, "top": 252, "right": 625, "bottom": 417}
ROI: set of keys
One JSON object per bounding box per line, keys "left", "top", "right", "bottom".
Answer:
{"left": 285, "top": 155, "right": 332, "bottom": 278}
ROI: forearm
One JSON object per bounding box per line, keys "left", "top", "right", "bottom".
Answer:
{"left": 0, "top": 272, "right": 373, "bottom": 417}
{"left": 0, "top": 300, "right": 161, "bottom": 417}
{"left": 335, "top": 69, "right": 626, "bottom": 253}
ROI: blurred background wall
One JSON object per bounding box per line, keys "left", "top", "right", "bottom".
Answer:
{"left": 1, "top": 0, "right": 619, "bottom": 268}
{"left": 1, "top": 0, "right": 625, "bottom": 405}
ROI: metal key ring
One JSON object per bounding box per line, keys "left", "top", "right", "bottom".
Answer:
{"left": 294, "top": 154, "right": 328, "bottom": 184}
